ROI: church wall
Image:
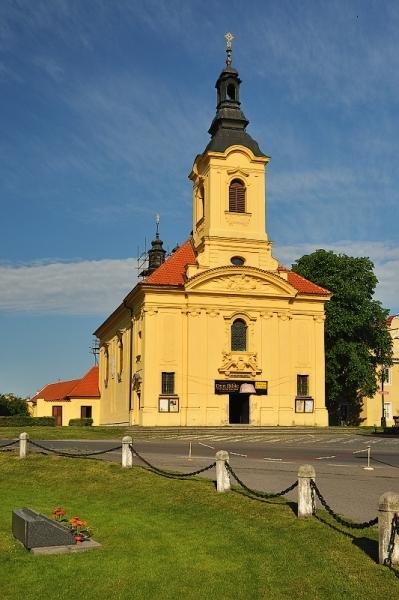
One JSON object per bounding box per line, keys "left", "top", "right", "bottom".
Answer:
{"left": 127, "top": 287, "right": 329, "bottom": 427}
{"left": 98, "top": 312, "right": 132, "bottom": 426}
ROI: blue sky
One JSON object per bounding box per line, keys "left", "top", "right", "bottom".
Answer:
{"left": 1, "top": 0, "right": 399, "bottom": 397}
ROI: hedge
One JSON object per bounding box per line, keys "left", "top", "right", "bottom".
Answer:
{"left": 0, "top": 416, "right": 55, "bottom": 427}
{"left": 68, "top": 418, "right": 93, "bottom": 427}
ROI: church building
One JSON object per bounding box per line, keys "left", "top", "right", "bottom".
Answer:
{"left": 95, "top": 36, "right": 331, "bottom": 427}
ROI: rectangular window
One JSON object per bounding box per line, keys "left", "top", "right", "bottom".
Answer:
{"left": 382, "top": 367, "right": 391, "bottom": 385}
{"left": 81, "top": 406, "right": 92, "bottom": 419}
{"left": 161, "top": 372, "right": 175, "bottom": 395}
{"left": 384, "top": 402, "right": 392, "bottom": 420}
{"left": 297, "top": 375, "right": 309, "bottom": 397}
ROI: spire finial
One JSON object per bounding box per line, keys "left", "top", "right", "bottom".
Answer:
{"left": 155, "top": 213, "right": 160, "bottom": 239}
{"left": 225, "top": 32, "right": 234, "bottom": 66}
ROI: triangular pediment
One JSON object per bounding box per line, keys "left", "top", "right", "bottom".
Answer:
{"left": 185, "top": 266, "right": 298, "bottom": 298}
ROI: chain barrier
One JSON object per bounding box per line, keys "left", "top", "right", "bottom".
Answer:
{"left": 225, "top": 461, "right": 298, "bottom": 499}
{"left": 0, "top": 439, "right": 18, "bottom": 450}
{"left": 29, "top": 439, "right": 122, "bottom": 457}
{"left": 310, "top": 480, "right": 378, "bottom": 529}
{"left": 384, "top": 514, "right": 399, "bottom": 568}
{"left": 129, "top": 444, "right": 216, "bottom": 478}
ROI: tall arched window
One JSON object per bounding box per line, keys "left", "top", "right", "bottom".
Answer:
{"left": 229, "top": 179, "right": 246, "bottom": 213}
{"left": 231, "top": 319, "right": 247, "bottom": 351}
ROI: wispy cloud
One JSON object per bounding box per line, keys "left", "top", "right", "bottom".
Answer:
{"left": 274, "top": 240, "right": 399, "bottom": 313}
{"left": 32, "top": 56, "right": 64, "bottom": 81}
{"left": 0, "top": 259, "right": 138, "bottom": 315}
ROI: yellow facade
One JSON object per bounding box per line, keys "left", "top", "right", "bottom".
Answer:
{"left": 30, "top": 397, "right": 100, "bottom": 426}
{"left": 361, "top": 316, "right": 399, "bottom": 426}
{"left": 95, "top": 53, "right": 331, "bottom": 427}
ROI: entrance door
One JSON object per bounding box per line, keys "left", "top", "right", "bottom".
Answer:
{"left": 52, "top": 405, "right": 63, "bottom": 426}
{"left": 229, "top": 393, "right": 250, "bottom": 424}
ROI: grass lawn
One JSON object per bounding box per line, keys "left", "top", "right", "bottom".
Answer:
{"left": 0, "top": 426, "right": 129, "bottom": 440}
{"left": 0, "top": 454, "right": 398, "bottom": 599}
{"left": 0, "top": 425, "right": 375, "bottom": 441}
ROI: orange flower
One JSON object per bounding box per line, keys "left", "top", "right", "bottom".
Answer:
{"left": 52, "top": 507, "right": 66, "bottom": 520}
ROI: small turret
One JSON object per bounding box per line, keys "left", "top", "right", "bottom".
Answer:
{"left": 139, "top": 215, "right": 166, "bottom": 277}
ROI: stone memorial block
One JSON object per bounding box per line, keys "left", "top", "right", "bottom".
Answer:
{"left": 12, "top": 508, "right": 75, "bottom": 549}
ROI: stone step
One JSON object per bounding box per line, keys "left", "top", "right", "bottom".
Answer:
{"left": 124, "top": 425, "right": 368, "bottom": 437}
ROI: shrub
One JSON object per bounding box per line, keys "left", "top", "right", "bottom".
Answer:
{"left": 68, "top": 418, "right": 93, "bottom": 427}
{"left": 0, "top": 416, "right": 55, "bottom": 427}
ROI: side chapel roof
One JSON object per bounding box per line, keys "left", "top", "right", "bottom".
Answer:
{"left": 30, "top": 366, "right": 100, "bottom": 402}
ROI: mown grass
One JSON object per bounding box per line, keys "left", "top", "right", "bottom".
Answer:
{"left": 0, "top": 454, "right": 398, "bottom": 600}
{"left": 0, "top": 426, "right": 128, "bottom": 440}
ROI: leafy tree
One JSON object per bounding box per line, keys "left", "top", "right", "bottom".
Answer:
{"left": 0, "top": 393, "right": 30, "bottom": 416}
{"left": 292, "top": 250, "right": 393, "bottom": 425}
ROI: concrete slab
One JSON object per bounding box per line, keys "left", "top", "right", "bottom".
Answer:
{"left": 30, "top": 539, "right": 101, "bottom": 555}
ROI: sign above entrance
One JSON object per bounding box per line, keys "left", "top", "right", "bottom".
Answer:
{"left": 214, "top": 380, "right": 268, "bottom": 395}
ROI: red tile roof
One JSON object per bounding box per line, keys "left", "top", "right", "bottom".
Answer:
{"left": 278, "top": 268, "right": 331, "bottom": 296}
{"left": 387, "top": 315, "right": 398, "bottom": 326}
{"left": 145, "top": 238, "right": 196, "bottom": 285}
{"left": 31, "top": 367, "right": 99, "bottom": 402}
{"left": 69, "top": 366, "right": 100, "bottom": 398}
{"left": 143, "top": 238, "right": 329, "bottom": 296}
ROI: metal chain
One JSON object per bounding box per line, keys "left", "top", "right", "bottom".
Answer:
{"left": 0, "top": 439, "right": 18, "bottom": 450}
{"left": 384, "top": 514, "right": 399, "bottom": 568}
{"left": 225, "top": 461, "right": 298, "bottom": 498}
{"left": 310, "top": 480, "right": 378, "bottom": 529}
{"left": 29, "top": 439, "right": 122, "bottom": 457}
{"left": 130, "top": 444, "right": 216, "bottom": 478}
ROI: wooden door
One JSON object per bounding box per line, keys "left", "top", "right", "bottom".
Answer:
{"left": 52, "top": 405, "right": 63, "bottom": 426}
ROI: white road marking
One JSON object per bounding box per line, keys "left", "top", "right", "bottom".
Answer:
{"left": 263, "top": 457, "right": 283, "bottom": 461}
{"left": 327, "top": 464, "right": 353, "bottom": 467}
{"left": 353, "top": 448, "right": 368, "bottom": 454}
{"left": 198, "top": 442, "right": 215, "bottom": 450}
{"left": 230, "top": 452, "right": 247, "bottom": 457}
{"left": 316, "top": 455, "right": 336, "bottom": 460}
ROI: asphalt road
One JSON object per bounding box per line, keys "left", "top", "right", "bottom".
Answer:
{"left": 4, "top": 432, "right": 399, "bottom": 522}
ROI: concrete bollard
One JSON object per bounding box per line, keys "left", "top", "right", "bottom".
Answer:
{"left": 216, "top": 450, "right": 230, "bottom": 493}
{"left": 122, "top": 436, "right": 133, "bottom": 469}
{"left": 298, "top": 464, "right": 316, "bottom": 518}
{"left": 378, "top": 491, "right": 399, "bottom": 565}
{"left": 19, "top": 432, "right": 29, "bottom": 459}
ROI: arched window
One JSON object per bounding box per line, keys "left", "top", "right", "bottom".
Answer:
{"left": 229, "top": 179, "right": 246, "bottom": 213}
{"left": 117, "top": 334, "right": 123, "bottom": 381}
{"left": 231, "top": 319, "right": 247, "bottom": 351}
{"left": 197, "top": 184, "right": 205, "bottom": 222}
{"left": 227, "top": 83, "right": 236, "bottom": 101}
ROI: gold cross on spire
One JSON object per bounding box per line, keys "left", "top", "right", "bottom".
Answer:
{"left": 225, "top": 32, "right": 234, "bottom": 66}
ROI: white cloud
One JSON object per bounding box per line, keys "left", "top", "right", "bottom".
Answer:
{"left": 32, "top": 56, "right": 64, "bottom": 81}
{"left": 274, "top": 240, "right": 399, "bottom": 314}
{"left": 0, "top": 258, "right": 138, "bottom": 315}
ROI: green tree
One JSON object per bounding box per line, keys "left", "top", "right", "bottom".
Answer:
{"left": 292, "top": 250, "right": 393, "bottom": 425}
{"left": 0, "top": 393, "right": 30, "bottom": 416}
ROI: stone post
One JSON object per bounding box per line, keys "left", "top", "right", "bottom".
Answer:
{"left": 378, "top": 491, "right": 399, "bottom": 565}
{"left": 122, "top": 436, "right": 133, "bottom": 469}
{"left": 216, "top": 450, "right": 230, "bottom": 493}
{"left": 19, "top": 432, "right": 29, "bottom": 459}
{"left": 298, "top": 464, "right": 315, "bottom": 518}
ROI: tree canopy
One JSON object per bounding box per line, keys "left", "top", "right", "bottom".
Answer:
{"left": 292, "top": 249, "right": 393, "bottom": 425}
{"left": 0, "top": 393, "right": 29, "bottom": 416}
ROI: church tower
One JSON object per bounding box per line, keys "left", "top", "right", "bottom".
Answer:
{"left": 95, "top": 34, "right": 330, "bottom": 429}
{"left": 189, "top": 32, "right": 278, "bottom": 275}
